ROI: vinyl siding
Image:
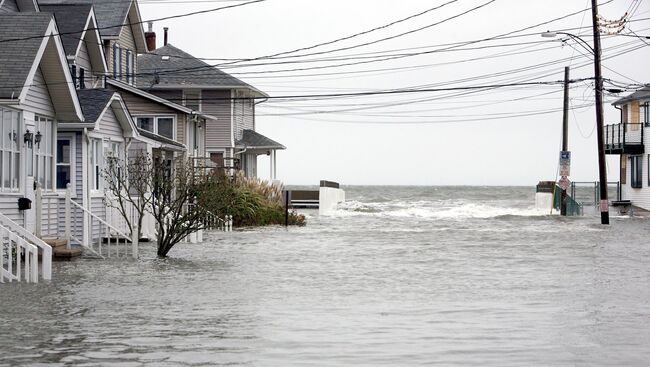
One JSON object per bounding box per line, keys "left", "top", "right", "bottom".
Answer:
{"left": 76, "top": 41, "right": 92, "bottom": 74}
{"left": 202, "top": 89, "right": 232, "bottom": 148}
{"left": 150, "top": 89, "right": 182, "bottom": 103}
{"left": 23, "top": 68, "right": 55, "bottom": 118}
{"left": 106, "top": 22, "right": 137, "bottom": 84}
{"left": 0, "top": 199, "right": 22, "bottom": 224}
{"left": 233, "top": 99, "right": 254, "bottom": 141}
{"left": 98, "top": 107, "right": 124, "bottom": 140}
{"left": 0, "top": 0, "right": 19, "bottom": 12}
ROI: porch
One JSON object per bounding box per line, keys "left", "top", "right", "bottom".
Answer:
{"left": 604, "top": 123, "right": 645, "bottom": 155}
{"left": 235, "top": 129, "right": 286, "bottom": 180}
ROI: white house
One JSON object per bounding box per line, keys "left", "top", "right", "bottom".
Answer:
{"left": 604, "top": 86, "right": 650, "bottom": 210}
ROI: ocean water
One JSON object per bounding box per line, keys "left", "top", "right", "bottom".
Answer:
{"left": 2, "top": 186, "right": 650, "bottom": 366}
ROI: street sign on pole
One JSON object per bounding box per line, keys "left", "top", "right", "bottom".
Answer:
{"left": 560, "top": 151, "right": 571, "bottom": 177}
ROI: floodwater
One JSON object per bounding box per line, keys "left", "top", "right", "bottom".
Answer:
{"left": 2, "top": 186, "right": 650, "bottom": 366}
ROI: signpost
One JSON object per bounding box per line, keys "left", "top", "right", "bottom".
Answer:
{"left": 558, "top": 177, "right": 570, "bottom": 191}
{"left": 559, "top": 151, "right": 571, "bottom": 215}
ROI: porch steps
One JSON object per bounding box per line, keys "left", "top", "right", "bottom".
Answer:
{"left": 42, "top": 238, "right": 83, "bottom": 260}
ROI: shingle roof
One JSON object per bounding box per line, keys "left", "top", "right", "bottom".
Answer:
{"left": 612, "top": 86, "right": 650, "bottom": 105}
{"left": 137, "top": 44, "right": 266, "bottom": 96}
{"left": 236, "top": 129, "right": 285, "bottom": 150}
{"left": 38, "top": 0, "right": 131, "bottom": 38}
{"left": 39, "top": 4, "right": 91, "bottom": 57}
{"left": 76, "top": 88, "right": 115, "bottom": 123}
{"left": 0, "top": 13, "right": 53, "bottom": 99}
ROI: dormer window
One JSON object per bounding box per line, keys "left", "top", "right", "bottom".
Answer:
{"left": 162, "top": 56, "right": 170, "bottom": 61}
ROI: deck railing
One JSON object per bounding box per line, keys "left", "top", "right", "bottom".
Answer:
{"left": 605, "top": 123, "right": 644, "bottom": 151}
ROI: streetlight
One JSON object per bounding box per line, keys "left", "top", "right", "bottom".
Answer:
{"left": 541, "top": 1, "right": 610, "bottom": 225}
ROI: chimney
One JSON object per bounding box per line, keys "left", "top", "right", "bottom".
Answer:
{"left": 164, "top": 27, "right": 169, "bottom": 46}
{"left": 145, "top": 21, "right": 156, "bottom": 51}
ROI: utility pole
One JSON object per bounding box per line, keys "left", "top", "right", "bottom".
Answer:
{"left": 561, "top": 66, "right": 570, "bottom": 216}
{"left": 591, "top": 0, "right": 610, "bottom": 225}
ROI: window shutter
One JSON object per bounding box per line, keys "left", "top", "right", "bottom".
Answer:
{"left": 112, "top": 44, "right": 117, "bottom": 78}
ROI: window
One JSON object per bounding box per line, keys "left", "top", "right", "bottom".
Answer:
{"left": 157, "top": 117, "right": 174, "bottom": 139}
{"left": 0, "top": 107, "right": 20, "bottom": 191}
{"left": 113, "top": 43, "right": 122, "bottom": 79}
{"left": 34, "top": 116, "right": 54, "bottom": 191}
{"left": 642, "top": 102, "right": 649, "bottom": 127}
{"left": 135, "top": 116, "right": 175, "bottom": 139}
{"left": 56, "top": 136, "right": 74, "bottom": 190}
{"left": 631, "top": 155, "right": 642, "bottom": 189}
{"left": 136, "top": 117, "right": 154, "bottom": 132}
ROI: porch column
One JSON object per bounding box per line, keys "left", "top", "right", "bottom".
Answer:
{"left": 270, "top": 150, "right": 277, "bottom": 181}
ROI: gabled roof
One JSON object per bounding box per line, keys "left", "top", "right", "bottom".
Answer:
{"left": 38, "top": 0, "right": 146, "bottom": 52}
{"left": 137, "top": 44, "right": 268, "bottom": 97}
{"left": 0, "top": 13, "right": 52, "bottom": 99}
{"left": 76, "top": 88, "right": 114, "bottom": 123}
{"left": 236, "top": 129, "right": 285, "bottom": 150}
{"left": 612, "top": 86, "right": 650, "bottom": 106}
{"left": 0, "top": 13, "right": 83, "bottom": 121}
{"left": 39, "top": 4, "right": 107, "bottom": 73}
{"left": 39, "top": 4, "right": 90, "bottom": 56}
{"left": 77, "top": 88, "right": 141, "bottom": 138}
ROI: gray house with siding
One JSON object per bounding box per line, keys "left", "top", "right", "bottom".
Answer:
{"left": 0, "top": 12, "right": 82, "bottom": 235}
{"left": 137, "top": 41, "right": 285, "bottom": 179}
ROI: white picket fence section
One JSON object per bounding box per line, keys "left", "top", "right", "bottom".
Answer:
{"left": 0, "top": 213, "right": 52, "bottom": 283}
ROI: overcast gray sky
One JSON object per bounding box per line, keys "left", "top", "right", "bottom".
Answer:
{"left": 140, "top": 0, "right": 650, "bottom": 186}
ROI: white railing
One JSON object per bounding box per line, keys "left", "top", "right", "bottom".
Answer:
{"left": 64, "top": 185, "right": 139, "bottom": 259}
{"left": 205, "top": 213, "right": 233, "bottom": 232}
{"left": 0, "top": 214, "right": 51, "bottom": 283}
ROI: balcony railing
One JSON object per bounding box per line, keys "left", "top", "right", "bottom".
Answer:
{"left": 604, "top": 123, "right": 644, "bottom": 155}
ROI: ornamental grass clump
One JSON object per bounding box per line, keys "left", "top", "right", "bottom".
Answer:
{"left": 199, "top": 172, "right": 305, "bottom": 227}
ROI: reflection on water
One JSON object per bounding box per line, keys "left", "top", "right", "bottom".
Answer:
{"left": 2, "top": 186, "right": 650, "bottom": 366}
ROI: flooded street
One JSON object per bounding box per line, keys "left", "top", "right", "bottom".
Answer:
{"left": 2, "top": 186, "right": 650, "bottom": 366}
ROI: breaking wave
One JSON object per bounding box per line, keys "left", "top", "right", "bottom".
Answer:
{"left": 330, "top": 199, "right": 547, "bottom": 220}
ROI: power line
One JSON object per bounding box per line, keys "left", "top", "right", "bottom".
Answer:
{"left": 0, "top": 0, "right": 266, "bottom": 44}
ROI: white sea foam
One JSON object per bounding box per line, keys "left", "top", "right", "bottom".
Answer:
{"left": 330, "top": 200, "right": 547, "bottom": 220}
